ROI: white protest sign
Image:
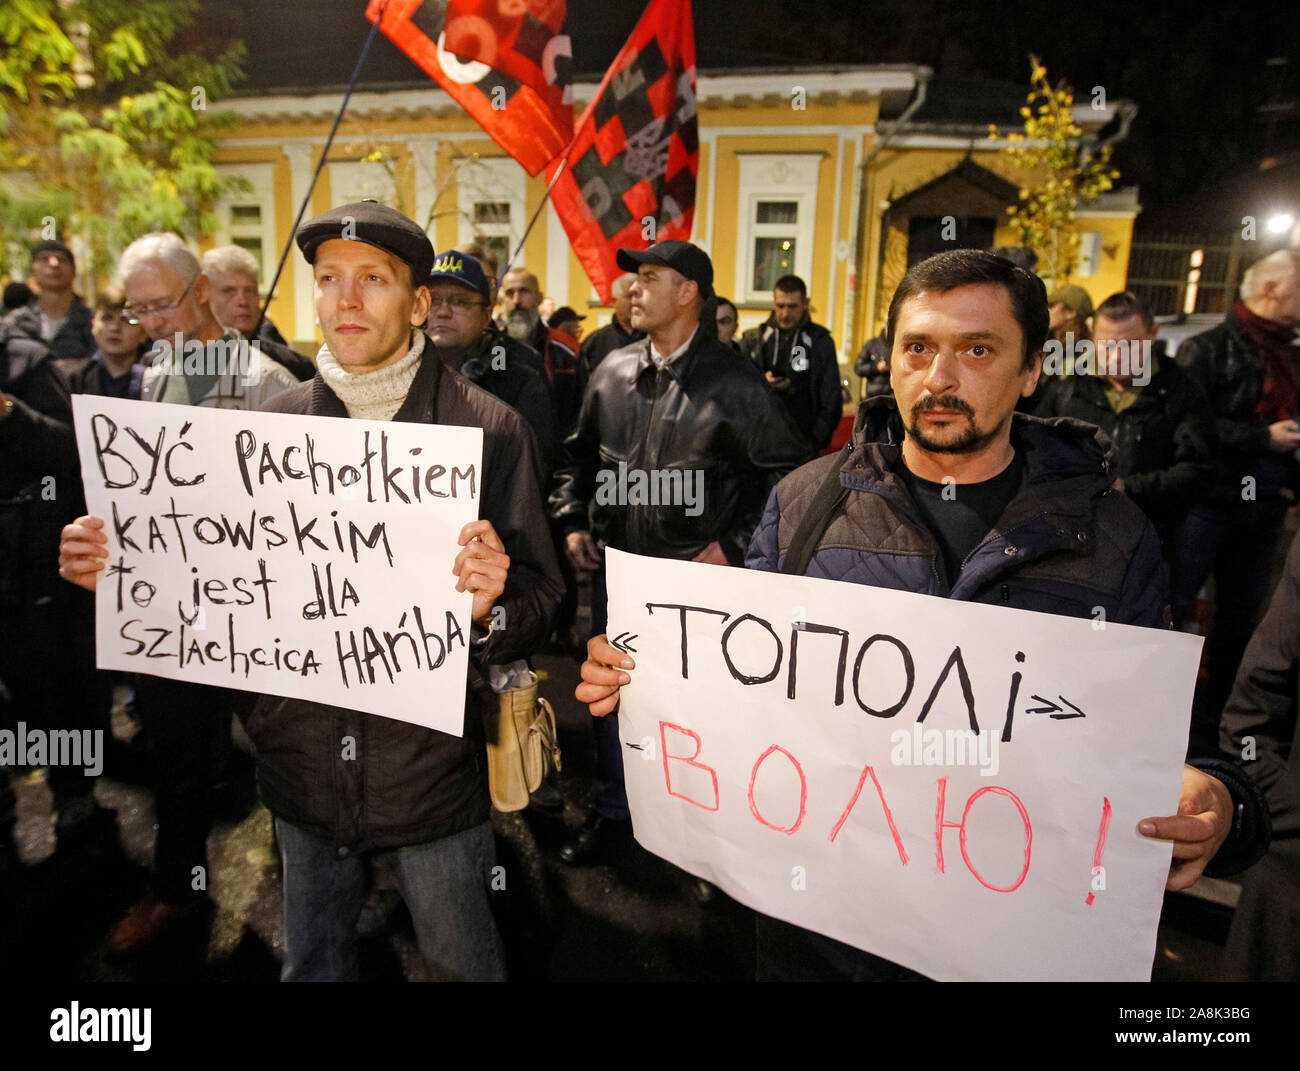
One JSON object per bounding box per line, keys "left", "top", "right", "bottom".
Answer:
{"left": 606, "top": 548, "right": 1202, "bottom": 981}
{"left": 72, "top": 395, "right": 482, "bottom": 734}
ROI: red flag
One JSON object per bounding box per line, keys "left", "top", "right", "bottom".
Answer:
{"left": 545, "top": 0, "right": 698, "bottom": 303}
{"left": 366, "top": 0, "right": 573, "bottom": 177}
{"left": 444, "top": 1, "right": 572, "bottom": 113}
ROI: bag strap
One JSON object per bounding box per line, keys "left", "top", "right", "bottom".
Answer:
{"left": 780, "top": 442, "right": 854, "bottom": 577}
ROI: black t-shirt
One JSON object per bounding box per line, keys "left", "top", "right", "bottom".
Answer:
{"left": 899, "top": 451, "right": 1026, "bottom": 586}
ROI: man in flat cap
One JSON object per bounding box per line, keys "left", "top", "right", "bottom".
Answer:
{"left": 550, "top": 238, "right": 811, "bottom": 867}
{"left": 59, "top": 201, "right": 564, "bottom": 981}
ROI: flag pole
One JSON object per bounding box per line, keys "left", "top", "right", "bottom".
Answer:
{"left": 253, "top": 0, "right": 391, "bottom": 340}
{"left": 500, "top": 154, "right": 570, "bottom": 279}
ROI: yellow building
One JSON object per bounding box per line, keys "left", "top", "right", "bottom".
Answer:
{"left": 212, "top": 66, "right": 1139, "bottom": 374}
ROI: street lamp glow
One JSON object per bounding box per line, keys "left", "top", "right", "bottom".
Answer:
{"left": 1267, "top": 213, "right": 1295, "bottom": 235}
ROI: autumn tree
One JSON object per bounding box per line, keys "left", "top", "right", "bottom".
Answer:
{"left": 0, "top": 0, "right": 246, "bottom": 283}
{"left": 990, "top": 56, "right": 1120, "bottom": 286}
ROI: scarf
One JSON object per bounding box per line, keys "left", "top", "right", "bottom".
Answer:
{"left": 315, "top": 330, "right": 424, "bottom": 421}
{"left": 1235, "top": 300, "right": 1299, "bottom": 423}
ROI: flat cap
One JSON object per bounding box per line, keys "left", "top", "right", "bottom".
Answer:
{"left": 616, "top": 239, "right": 714, "bottom": 300}
{"left": 296, "top": 200, "right": 434, "bottom": 283}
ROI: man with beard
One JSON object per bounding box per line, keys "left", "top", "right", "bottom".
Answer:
{"left": 577, "top": 249, "right": 1263, "bottom": 979}
{"left": 499, "top": 266, "right": 583, "bottom": 437}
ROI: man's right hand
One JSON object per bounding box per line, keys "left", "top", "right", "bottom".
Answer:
{"left": 575, "top": 633, "right": 634, "bottom": 717}
{"left": 565, "top": 529, "right": 603, "bottom": 572}
{"left": 58, "top": 515, "right": 108, "bottom": 592}
{"left": 1267, "top": 419, "right": 1300, "bottom": 452}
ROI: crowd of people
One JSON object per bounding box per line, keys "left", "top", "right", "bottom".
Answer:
{"left": 2, "top": 206, "right": 1298, "bottom": 982}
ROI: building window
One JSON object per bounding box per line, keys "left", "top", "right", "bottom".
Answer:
{"left": 457, "top": 157, "right": 525, "bottom": 279}
{"left": 736, "top": 154, "right": 821, "bottom": 302}
{"left": 215, "top": 163, "right": 275, "bottom": 281}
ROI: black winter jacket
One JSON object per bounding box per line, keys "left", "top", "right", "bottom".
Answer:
{"left": 742, "top": 313, "right": 843, "bottom": 450}
{"left": 1175, "top": 308, "right": 1299, "bottom": 505}
{"left": 3, "top": 297, "right": 95, "bottom": 361}
{"left": 447, "top": 327, "right": 559, "bottom": 480}
{"left": 1039, "top": 347, "right": 1218, "bottom": 545}
{"left": 246, "top": 353, "right": 564, "bottom": 850}
{"left": 0, "top": 347, "right": 82, "bottom": 604}
{"left": 551, "top": 329, "right": 812, "bottom": 565}
{"left": 747, "top": 397, "right": 1168, "bottom": 624}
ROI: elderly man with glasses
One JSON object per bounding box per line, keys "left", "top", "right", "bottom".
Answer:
{"left": 121, "top": 233, "right": 296, "bottom": 409}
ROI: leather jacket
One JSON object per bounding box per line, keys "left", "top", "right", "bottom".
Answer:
{"left": 551, "top": 329, "right": 812, "bottom": 565}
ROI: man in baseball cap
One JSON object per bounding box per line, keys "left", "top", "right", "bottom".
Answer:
{"left": 614, "top": 238, "right": 715, "bottom": 301}
{"left": 551, "top": 238, "right": 809, "bottom": 868}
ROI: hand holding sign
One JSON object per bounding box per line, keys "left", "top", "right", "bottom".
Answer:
{"left": 577, "top": 632, "right": 633, "bottom": 717}
{"left": 58, "top": 515, "right": 109, "bottom": 591}
{"left": 453, "top": 519, "right": 509, "bottom": 624}
{"left": 1142, "top": 765, "right": 1233, "bottom": 891}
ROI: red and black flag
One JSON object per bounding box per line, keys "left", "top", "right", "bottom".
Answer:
{"left": 366, "top": 0, "right": 574, "bottom": 176}
{"left": 546, "top": 0, "right": 698, "bottom": 303}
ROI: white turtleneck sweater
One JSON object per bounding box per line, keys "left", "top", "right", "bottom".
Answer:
{"left": 315, "top": 330, "right": 425, "bottom": 421}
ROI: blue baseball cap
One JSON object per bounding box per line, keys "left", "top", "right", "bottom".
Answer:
{"left": 428, "top": 250, "right": 491, "bottom": 302}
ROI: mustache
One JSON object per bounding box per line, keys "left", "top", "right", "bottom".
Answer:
{"left": 912, "top": 394, "right": 974, "bottom": 417}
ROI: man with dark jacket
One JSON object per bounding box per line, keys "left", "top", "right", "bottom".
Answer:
{"left": 579, "top": 273, "right": 644, "bottom": 376}
{"left": 3, "top": 240, "right": 95, "bottom": 361}
{"left": 424, "top": 250, "right": 559, "bottom": 479}
{"left": 1, "top": 325, "right": 117, "bottom": 862}
{"left": 1039, "top": 291, "right": 1217, "bottom": 553}
{"left": 500, "top": 266, "right": 584, "bottom": 438}
{"left": 741, "top": 274, "right": 843, "bottom": 452}
{"left": 578, "top": 250, "right": 1258, "bottom": 980}
{"left": 1173, "top": 248, "right": 1300, "bottom": 725}
{"left": 59, "top": 203, "right": 563, "bottom": 981}
{"left": 553, "top": 239, "right": 810, "bottom": 865}
{"left": 1221, "top": 528, "right": 1300, "bottom": 980}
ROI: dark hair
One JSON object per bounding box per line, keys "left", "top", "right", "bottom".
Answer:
{"left": 462, "top": 240, "right": 499, "bottom": 281}
{"left": 3, "top": 281, "right": 33, "bottom": 312}
{"left": 989, "top": 245, "right": 1039, "bottom": 272}
{"left": 1094, "top": 290, "right": 1153, "bottom": 328}
{"left": 715, "top": 296, "right": 738, "bottom": 318}
{"left": 93, "top": 286, "right": 126, "bottom": 315}
{"left": 773, "top": 274, "right": 807, "bottom": 298}
{"left": 885, "top": 249, "right": 1049, "bottom": 370}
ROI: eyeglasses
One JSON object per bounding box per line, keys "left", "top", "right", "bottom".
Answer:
{"left": 123, "top": 277, "right": 196, "bottom": 325}
{"left": 428, "top": 294, "right": 487, "bottom": 312}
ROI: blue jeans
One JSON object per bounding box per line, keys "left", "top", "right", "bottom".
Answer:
{"left": 589, "top": 565, "right": 629, "bottom": 822}
{"left": 276, "top": 817, "right": 505, "bottom": 981}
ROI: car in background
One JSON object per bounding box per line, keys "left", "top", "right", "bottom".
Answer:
{"left": 1153, "top": 313, "right": 1223, "bottom": 359}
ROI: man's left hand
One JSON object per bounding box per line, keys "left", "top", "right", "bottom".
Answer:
{"left": 691, "top": 541, "right": 729, "bottom": 566}
{"left": 1139, "top": 764, "right": 1233, "bottom": 892}
{"left": 453, "top": 519, "right": 510, "bottom": 624}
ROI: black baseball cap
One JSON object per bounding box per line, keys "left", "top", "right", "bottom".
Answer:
{"left": 32, "top": 239, "right": 75, "bottom": 269}
{"left": 616, "top": 240, "right": 714, "bottom": 300}
{"left": 428, "top": 250, "right": 491, "bottom": 302}
{"left": 296, "top": 200, "right": 434, "bottom": 284}
{"left": 549, "top": 305, "right": 584, "bottom": 326}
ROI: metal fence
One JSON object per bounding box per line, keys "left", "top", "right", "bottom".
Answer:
{"left": 1125, "top": 235, "right": 1236, "bottom": 317}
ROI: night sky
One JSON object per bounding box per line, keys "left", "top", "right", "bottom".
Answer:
{"left": 195, "top": 0, "right": 1300, "bottom": 214}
